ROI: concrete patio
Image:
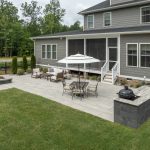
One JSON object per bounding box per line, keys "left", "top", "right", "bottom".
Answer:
{"left": 0, "top": 74, "right": 123, "bottom": 122}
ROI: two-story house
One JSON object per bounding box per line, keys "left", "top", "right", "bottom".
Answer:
{"left": 32, "top": 0, "right": 150, "bottom": 84}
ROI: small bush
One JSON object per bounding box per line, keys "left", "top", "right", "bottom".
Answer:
{"left": 43, "top": 68, "right": 48, "bottom": 73}
{"left": 31, "top": 55, "right": 36, "bottom": 69}
{"left": 130, "top": 80, "right": 142, "bottom": 88}
{"left": 39, "top": 67, "right": 43, "bottom": 72}
{"left": 26, "top": 68, "right": 32, "bottom": 74}
{"left": 12, "top": 57, "right": 17, "bottom": 74}
{"left": 23, "top": 55, "right": 28, "bottom": 72}
{"left": 119, "top": 77, "right": 128, "bottom": 86}
{"left": 17, "top": 69, "right": 25, "bottom": 75}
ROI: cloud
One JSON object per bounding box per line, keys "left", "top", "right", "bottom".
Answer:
{"left": 10, "top": 0, "right": 103, "bottom": 25}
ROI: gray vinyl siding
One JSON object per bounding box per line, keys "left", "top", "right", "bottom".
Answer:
{"left": 34, "top": 38, "right": 66, "bottom": 66}
{"left": 120, "top": 34, "right": 150, "bottom": 79}
{"left": 111, "top": 0, "right": 132, "bottom": 5}
{"left": 84, "top": 6, "right": 145, "bottom": 30}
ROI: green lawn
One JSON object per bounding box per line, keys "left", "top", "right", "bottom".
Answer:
{"left": 0, "top": 88, "right": 150, "bottom": 150}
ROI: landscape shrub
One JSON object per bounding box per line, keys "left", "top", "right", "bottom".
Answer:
{"left": 12, "top": 57, "right": 17, "bottom": 74}
{"left": 130, "top": 80, "right": 142, "bottom": 88}
{"left": 26, "top": 68, "right": 32, "bottom": 74}
{"left": 17, "top": 69, "right": 25, "bottom": 75}
{"left": 43, "top": 68, "right": 48, "bottom": 73}
{"left": 31, "top": 55, "right": 36, "bottom": 69}
{"left": 23, "top": 55, "right": 28, "bottom": 71}
{"left": 119, "top": 77, "right": 128, "bottom": 86}
{"left": 39, "top": 67, "right": 43, "bottom": 72}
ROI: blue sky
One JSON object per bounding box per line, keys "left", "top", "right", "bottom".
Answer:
{"left": 10, "top": 0, "right": 104, "bottom": 25}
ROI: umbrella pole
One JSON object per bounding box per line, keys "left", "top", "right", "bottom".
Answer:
{"left": 78, "top": 64, "right": 80, "bottom": 87}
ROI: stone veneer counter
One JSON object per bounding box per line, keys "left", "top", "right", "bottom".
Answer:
{"left": 114, "top": 86, "right": 150, "bottom": 128}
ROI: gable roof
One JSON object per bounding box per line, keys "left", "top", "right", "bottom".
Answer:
{"left": 79, "top": 0, "right": 150, "bottom": 15}
{"left": 31, "top": 25, "right": 150, "bottom": 40}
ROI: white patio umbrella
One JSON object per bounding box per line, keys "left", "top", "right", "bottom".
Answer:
{"left": 58, "top": 54, "right": 100, "bottom": 84}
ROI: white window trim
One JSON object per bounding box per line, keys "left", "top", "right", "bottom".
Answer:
{"left": 140, "top": 6, "right": 150, "bottom": 24}
{"left": 139, "top": 43, "right": 150, "bottom": 68}
{"left": 87, "top": 14, "right": 94, "bottom": 29}
{"left": 41, "top": 44, "right": 57, "bottom": 60}
{"left": 126, "top": 43, "right": 139, "bottom": 67}
{"left": 103, "top": 12, "right": 112, "bottom": 27}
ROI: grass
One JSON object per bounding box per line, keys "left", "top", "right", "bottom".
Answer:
{"left": 0, "top": 88, "right": 150, "bottom": 150}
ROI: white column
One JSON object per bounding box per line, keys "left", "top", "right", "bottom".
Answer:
{"left": 66, "top": 38, "right": 68, "bottom": 68}
{"left": 84, "top": 38, "right": 87, "bottom": 78}
{"left": 118, "top": 35, "right": 121, "bottom": 75}
{"left": 106, "top": 38, "right": 109, "bottom": 61}
{"left": 84, "top": 38, "right": 87, "bottom": 70}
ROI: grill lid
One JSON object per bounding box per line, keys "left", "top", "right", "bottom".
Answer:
{"left": 118, "top": 86, "right": 136, "bottom": 100}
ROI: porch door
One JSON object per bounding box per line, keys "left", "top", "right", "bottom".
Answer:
{"left": 109, "top": 48, "right": 117, "bottom": 70}
{"left": 108, "top": 38, "right": 118, "bottom": 70}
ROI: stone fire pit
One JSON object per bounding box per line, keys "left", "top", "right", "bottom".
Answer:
{"left": 0, "top": 76, "right": 12, "bottom": 85}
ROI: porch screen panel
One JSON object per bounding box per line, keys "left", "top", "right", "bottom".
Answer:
{"left": 86, "top": 39, "right": 106, "bottom": 60}
{"left": 68, "top": 39, "right": 84, "bottom": 56}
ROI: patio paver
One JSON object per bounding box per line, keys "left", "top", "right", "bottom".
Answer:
{"left": 0, "top": 74, "right": 122, "bottom": 122}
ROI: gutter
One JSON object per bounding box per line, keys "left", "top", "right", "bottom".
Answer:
{"left": 31, "top": 30, "right": 150, "bottom": 40}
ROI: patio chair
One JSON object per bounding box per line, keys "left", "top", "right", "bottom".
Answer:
{"left": 87, "top": 82, "right": 99, "bottom": 97}
{"left": 31, "top": 68, "right": 43, "bottom": 78}
{"left": 63, "top": 69, "right": 72, "bottom": 80}
{"left": 62, "top": 80, "right": 73, "bottom": 96}
{"left": 50, "top": 72, "right": 64, "bottom": 82}
{"left": 72, "top": 83, "right": 87, "bottom": 100}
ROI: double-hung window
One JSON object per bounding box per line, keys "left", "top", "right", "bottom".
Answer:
{"left": 52, "top": 45, "right": 57, "bottom": 60}
{"left": 103, "top": 12, "right": 111, "bottom": 27}
{"left": 140, "top": 44, "right": 150, "bottom": 68}
{"left": 141, "top": 6, "right": 150, "bottom": 23}
{"left": 127, "top": 44, "right": 138, "bottom": 67}
{"left": 87, "top": 15, "right": 94, "bottom": 29}
{"left": 42, "top": 45, "right": 46, "bottom": 59}
{"left": 41, "top": 44, "right": 57, "bottom": 60}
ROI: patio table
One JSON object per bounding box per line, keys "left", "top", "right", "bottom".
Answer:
{"left": 70, "top": 81, "right": 89, "bottom": 98}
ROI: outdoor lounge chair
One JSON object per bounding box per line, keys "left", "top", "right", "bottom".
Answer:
{"left": 87, "top": 82, "right": 99, "bottom": 97}
{"left": 50, "top": 72, "right": 64, "bottom": 82}
{"left": 31, "top": 68, "right": 43, "bottom": 78}
{"left": 63, "top": 69, "right": 72, "bottom": 80}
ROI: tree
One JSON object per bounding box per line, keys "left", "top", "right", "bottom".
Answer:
{"left": 31, "top": 55, "right": 36, "bottom": 69}
{"left": 21, "top": 1, "right": 42, "bottom": 36}
{"left": 41, "top": 0, "right": 65, "bottom": 34}
{"left": 69, "top": 21, "right": 82, "bottom": 31}
{"left": 0, "top": 0, "right": 19, "bottom": 56}
{"left": 23, "top": 55, "right": 28, "bottom": 71}
{"left": 12, "top": 56, "right": 17, "bottom": 74}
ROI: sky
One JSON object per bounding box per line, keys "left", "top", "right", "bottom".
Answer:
{"left": 9, "top": 0, "right": 104, "bottom": 25}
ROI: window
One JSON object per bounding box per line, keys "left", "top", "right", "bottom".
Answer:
{"left": 47, "top": 45, "right": 51, "bottom": 58}
{"left": 42, "top": 45, "right": 46, "bottom": 59}
{"left": 41, "top": 44, "right": 57, "bottom": 60}
{"left": 52, "top": 45, "right": 57, "bottom": 60}
{"left": 141, "top": 6, "right": 150, "bottom": 23}
{"left": 103, "top": 12, "right": 111, "bottom": 27}
{"left": 140, "top": 44, "right": 150, "bottom": 68}
{"left": 127, "top": 44, "right": 138, "bottom": 67}
{"left": 87, "top": 15, "right": 94, "bottom": 29}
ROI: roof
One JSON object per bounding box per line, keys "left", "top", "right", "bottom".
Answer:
{"left": 79, "top": 0, "right": 150, "bottom": 15}
{"left": 31, "top": 26, "right": 150, "bottom": 39}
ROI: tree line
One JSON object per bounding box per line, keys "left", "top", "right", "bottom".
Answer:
{"left": 0, "top": 0, "right": 82, "bottom": 57}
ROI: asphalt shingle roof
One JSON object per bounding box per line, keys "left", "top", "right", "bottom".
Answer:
{"left": 79, "top": 0, "right": 149, "bottom": 14}
{"left": 32, "top": 26, "right": 150, "bottom": 39}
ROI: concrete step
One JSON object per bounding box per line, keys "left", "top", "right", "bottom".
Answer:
{"left": 104, "top": 75, "right": 112, "bottom": 80}
{"left": 103, "top": 78, "right": 113, "bottom": 84}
